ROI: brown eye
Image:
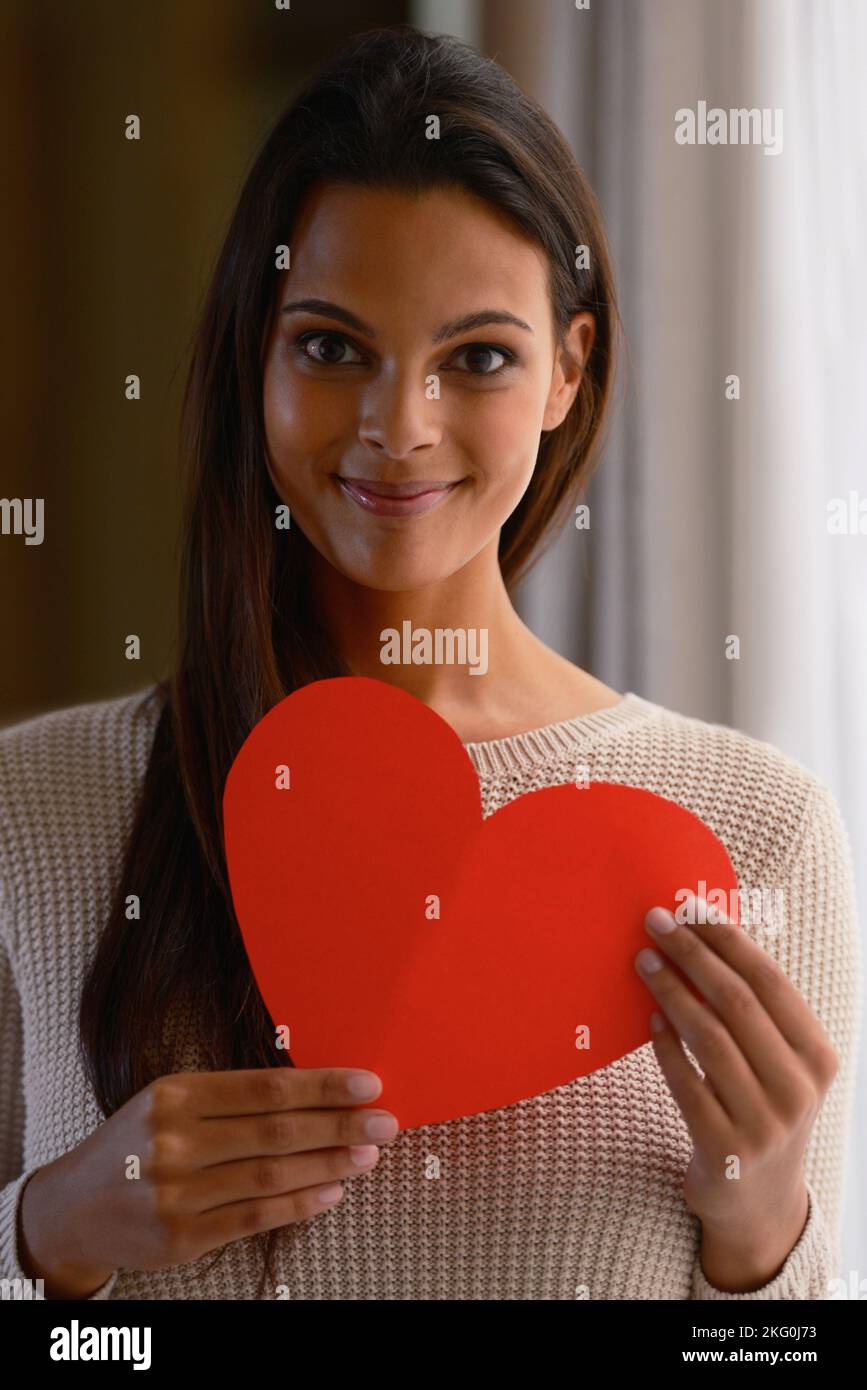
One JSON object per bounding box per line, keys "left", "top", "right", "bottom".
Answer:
{"left": 450, "top": 343, "right": 515, "bottom": 375}
{"left": 297, "top": 332, "right": 364, "bottom": 366}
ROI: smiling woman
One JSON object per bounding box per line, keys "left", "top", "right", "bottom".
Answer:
{"left": 0, "top": 21, "right": 859, "bottom": 1308}
{"left": 260, "top": 179, "right": 596, "bottom": 607}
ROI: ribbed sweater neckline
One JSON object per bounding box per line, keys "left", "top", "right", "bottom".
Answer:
{"left": 461, "top": 691, "right": 657, "bottom": 777}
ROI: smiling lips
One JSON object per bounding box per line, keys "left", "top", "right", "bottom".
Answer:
{"left": 335, "top": 475, "right": 462, "bottom": 517}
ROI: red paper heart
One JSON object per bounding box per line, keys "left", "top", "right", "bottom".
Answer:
{"left": 223, "top": 677, "right": 740, "bottom": 1129}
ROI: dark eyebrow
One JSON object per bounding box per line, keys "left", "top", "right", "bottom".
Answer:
{"left": 280, "top": 298, "right": 533, "bottom": 344}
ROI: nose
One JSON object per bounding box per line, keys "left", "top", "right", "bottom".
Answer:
{"left": 357, "top": 366, "right": 443, "bottom": 459}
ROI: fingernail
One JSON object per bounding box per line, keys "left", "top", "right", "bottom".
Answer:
{"left": 365, "top": 1112, "right": 399, "bottom": 1142}
{"left": 317, "top": 1183, "right": 343, "bottom": 1205}
{"left": 346, "top": 1071, "right": 381, "bottom": 1099}
{"left": 650, "top": 1011, "right": 666, "bottom": 1034}
{"left": 636, "top": 948, "right": 664, "bottom": 973}
{"left": 645, "top": 908, "right": 677, "bottom": 935}
{"left": 349, "top": 1145, "right": 379, "bottom": 1167}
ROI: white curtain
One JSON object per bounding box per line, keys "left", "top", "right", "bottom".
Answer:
{"left": 413, "top": 0, "right": 867, "bottom": 1277}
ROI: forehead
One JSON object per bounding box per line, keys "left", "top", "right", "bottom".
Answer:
{"left": 281, "top": 181, "right": 551, "bottom": 315}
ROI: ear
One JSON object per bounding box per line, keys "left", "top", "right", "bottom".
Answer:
{"left": 541, "top": 312, "right": 596, "bottom": 431}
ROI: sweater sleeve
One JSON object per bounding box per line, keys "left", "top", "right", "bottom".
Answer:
{"left": 0, "top": 863, "right": 119, "bottom": 1301}
{"left": 691, "top": 779, "right": 863, "bottom": 1299}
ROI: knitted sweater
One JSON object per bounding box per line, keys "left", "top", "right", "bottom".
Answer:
{"left": 0, "top": 685, "right": 860, "bottom": 1301}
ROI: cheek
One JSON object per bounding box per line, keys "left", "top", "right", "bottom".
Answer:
{"left": 263, "top": 369, "right": 340, "bottom": 491}
{"left": 463, "top": 388, "right": 543, "bottom": 502}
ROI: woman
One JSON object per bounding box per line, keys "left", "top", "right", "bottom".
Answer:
{"left": 0, "top": 24, "right": 859, "bottom": 1301}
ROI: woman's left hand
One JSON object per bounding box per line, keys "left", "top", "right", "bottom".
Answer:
{"left": 635, "top": 893, "right": 840, "bottom": 1290}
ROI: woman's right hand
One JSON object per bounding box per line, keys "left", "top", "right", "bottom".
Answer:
{"left": 18, "top": 1067, "right": 397, "bottom": 1298}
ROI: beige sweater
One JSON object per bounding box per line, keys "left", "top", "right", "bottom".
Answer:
{"left": 0, "top": 685, "right": 860, "bottom": 1300}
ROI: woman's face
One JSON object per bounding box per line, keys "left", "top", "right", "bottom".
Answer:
{"left": 261, "top": 182, "right": 594, "bottom": 592}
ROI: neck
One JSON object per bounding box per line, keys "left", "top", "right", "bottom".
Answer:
{"left": 306, "top": 537, "right": 535, "bottom": 712}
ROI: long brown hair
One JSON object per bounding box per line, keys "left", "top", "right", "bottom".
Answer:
{"left": 79, "top": 22, "right": 623, "bottom": 1294}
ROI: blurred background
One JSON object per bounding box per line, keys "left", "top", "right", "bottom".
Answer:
{"left": 2, "top": 0, "right": 865, "bottom": 1273}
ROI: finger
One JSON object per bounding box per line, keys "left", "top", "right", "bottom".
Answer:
{"left": 644, "top": 905, "right": 806, "bottom": 1103}
{"left": 195, "top": 1106, "right": 399, "bottom": 1165}
{"left": 190, "top": 1144, "right": 381, "bottom": 1213}
{"left": 635, "top": 946, "right": 762, "bottom": 1121}
{"left": 199, "top": 1179, "right": 348, "bottom": 1249}
{"left": 172, "top": 1067, "right": 383, "bottom": 1117}
{"left": 674, "top": 894, "right": 837, "bottom": 1080}
{"left": 647, "top": 1011, "right": 729, "bottom": 1140}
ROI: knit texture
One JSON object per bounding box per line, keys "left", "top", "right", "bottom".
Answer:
{"left": 0, "top": 685, "right": 860, "bottom": 1300}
